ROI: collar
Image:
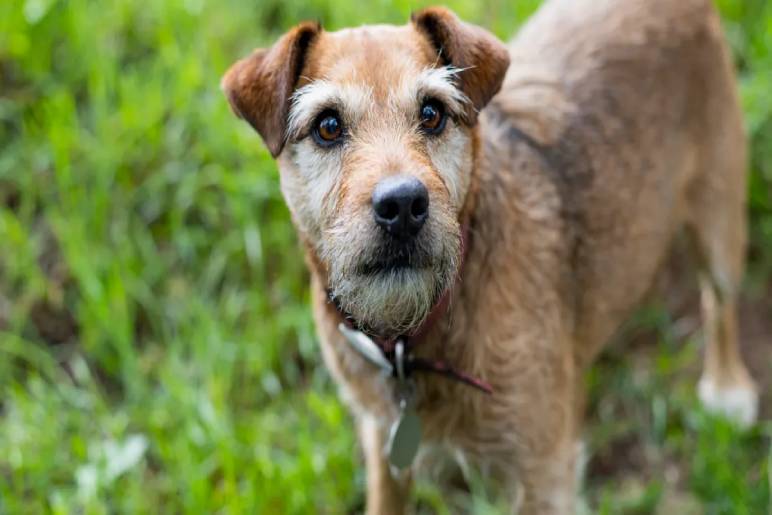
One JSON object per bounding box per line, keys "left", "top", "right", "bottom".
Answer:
{"left": 329, "top": 222, "right": 493, "bottom": 395}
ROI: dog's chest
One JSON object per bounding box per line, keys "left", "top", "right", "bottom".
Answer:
{"left": 413, "top": 397, "right": 518, "bottom": 488}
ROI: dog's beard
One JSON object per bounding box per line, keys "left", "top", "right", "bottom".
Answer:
{"left": 332, "top": 267, "right": 444, "bottom": 336}
{"left": 322, "top": 215, "right": 460, "bottom": 337}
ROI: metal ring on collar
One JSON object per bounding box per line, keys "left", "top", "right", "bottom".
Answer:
{"left": 395, "top": 340, "right": 405, "bottom": 381}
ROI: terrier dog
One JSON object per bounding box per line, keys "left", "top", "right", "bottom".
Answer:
{"left": 222, "top": 0, "right": 758, "bottom": 512}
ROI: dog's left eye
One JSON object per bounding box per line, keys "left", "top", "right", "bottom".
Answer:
{"left": 419, "top": 99, "right": 447, "bottom": 135}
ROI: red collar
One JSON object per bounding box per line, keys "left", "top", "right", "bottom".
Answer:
{"left": 330, "top": 223, "right": 493, "bottom": 394}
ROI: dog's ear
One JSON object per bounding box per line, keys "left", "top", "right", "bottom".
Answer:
{"left": 221, "top": 22, "right": 321, "bottom": 157}
{"left": 411, "top": 7, "right": 509, "bottom": 123}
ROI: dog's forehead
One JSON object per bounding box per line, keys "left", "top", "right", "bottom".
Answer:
{"left": 302, "top": 24, "right": 438, "bottom": 93}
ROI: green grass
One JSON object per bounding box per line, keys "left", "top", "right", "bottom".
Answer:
{"left": 0, "top": 0, "right": 770, "bottom": 513}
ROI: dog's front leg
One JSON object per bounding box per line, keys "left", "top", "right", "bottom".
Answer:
{"left": 498, "top": 348, "right": 581, "bottom": 514}
{"left": 358, "top": 415, "right": 412, "bottom": 515}
{"left": 510, "top": 436, "right": 579, "bottom": 515}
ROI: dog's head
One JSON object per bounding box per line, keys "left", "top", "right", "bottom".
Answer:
{"left": 222, "top": 8, "right": 509, "bottom": 337}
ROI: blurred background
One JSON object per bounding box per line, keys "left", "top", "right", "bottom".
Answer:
{"left": 0, "top": 0, "right": 770, "bottom": 513}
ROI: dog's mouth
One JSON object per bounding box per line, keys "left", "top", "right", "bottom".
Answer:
{"left": 357, "top": 240, "right": 432, "bottom": 275}
{"left": 325, "top": 227, "right": 460, "bottom": 337}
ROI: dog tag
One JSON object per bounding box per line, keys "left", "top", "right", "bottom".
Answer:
{"left": 387, "top": 404, "right": 422, "bottom": 469}
{"left": 388, "top": 340, "right": 421, "bottom": 469}
{"left": 338, "top": 323, "right": 393, "bottom": 373}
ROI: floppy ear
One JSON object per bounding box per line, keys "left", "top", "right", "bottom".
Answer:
{"left": 411, "top": 7, "right": 510, "bottom": 123}
{"left": 221, "top": 22, "right": 321, "bottom": 157}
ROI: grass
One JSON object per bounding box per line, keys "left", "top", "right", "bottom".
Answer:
{"left": 0, "top": 0, "right": 770, "bottom": 513}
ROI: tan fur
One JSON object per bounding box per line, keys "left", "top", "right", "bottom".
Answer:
{"left": 222, "top": 21, "right": 320, "bottom": 156}
{"left": 222, "top": 1, "right": 757, "bottom": 512}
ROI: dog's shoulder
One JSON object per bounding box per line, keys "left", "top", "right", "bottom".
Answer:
{"left": 488, "top": 0, "right": 729, "bottom": 179}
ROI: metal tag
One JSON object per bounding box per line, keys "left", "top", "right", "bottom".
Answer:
{"left": 387, "top": 340, "right": 421, "bottom": 469}
{"left": 387, "top": 405, "right": 422, "bottom": 469}
{"left": 338, "top": 323, "right": 393, "bottom": 374}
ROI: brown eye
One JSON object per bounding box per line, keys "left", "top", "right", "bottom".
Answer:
{"left": 313, "top": 111, "right": 343, "bottom": 146}
{"left": 420, "top": 99, "right": 446, "bottom": 135}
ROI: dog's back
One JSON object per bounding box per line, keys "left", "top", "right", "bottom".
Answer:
{"left": 491, "top": 0, "right": 747, "bottom": 360}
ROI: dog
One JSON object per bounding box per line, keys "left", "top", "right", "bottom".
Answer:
{"left": 221, "top": 0, "right": 758, "bottom": 512}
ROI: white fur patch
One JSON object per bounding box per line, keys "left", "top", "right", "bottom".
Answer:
{"left": 280, "top": 138, "right": 342, "bottom": 240}
{"left": 409, "top": 66, "right": 470, "bottom": 116}
{"left": 698, "top": 377, "right": 758, "bottom": 428}
{"left": 426, "top": 125, "right": 472, "bottom": 210}
{"left": 574, "top": 439, "right": 587, "bottom": 485}
{"left": 359, "top": 414, "right": 382, "bottom": 453}
{"left": 287, "top": 80, "right": 372, "bottom": 140}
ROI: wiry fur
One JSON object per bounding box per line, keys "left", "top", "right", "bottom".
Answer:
{"left": 222, "top": 1, "right": 757, "bottom": 513}
{"left": 405, "top": 66, "right": 472, "bottom": 118}
{"left": 280, "top": 56, "right": 474, "bottom": 335}
{"left": 287, "top": 81, "right": 373, "bottom": 141}
{"left": 322, "top": 205, "right": 460, "bottom": 335}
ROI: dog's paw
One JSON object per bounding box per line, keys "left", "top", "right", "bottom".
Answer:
{"left": 698, "top": 377, "right": 758, "bottom": 429}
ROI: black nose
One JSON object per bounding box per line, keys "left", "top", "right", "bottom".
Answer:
{"left": 372, "top": 175, "right": 429, "bottom": 239}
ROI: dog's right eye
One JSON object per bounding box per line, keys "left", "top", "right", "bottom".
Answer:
{"left": 312, "top": 111, "right": 344, "bottom": 147}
